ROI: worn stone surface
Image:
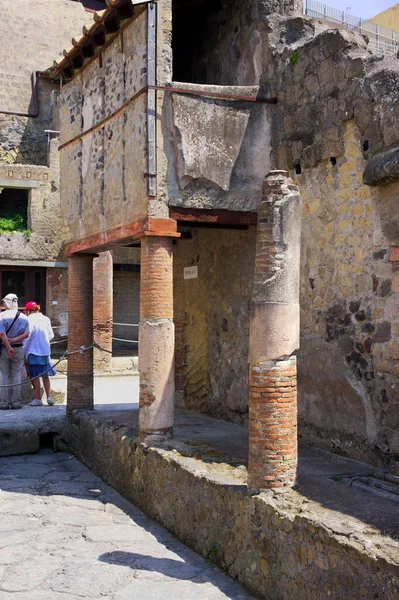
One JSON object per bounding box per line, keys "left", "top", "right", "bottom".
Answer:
{"left": 0, "top": 449, "right": 250, "bottom": 600}
{"left": 164, "top": 89, "right": 271, "bottom": 211}
{"left": 0, "top": 406, "right": 65, "bottom": 456}
{"left": 61, "top": 411, "right": 399, "bottom": 600}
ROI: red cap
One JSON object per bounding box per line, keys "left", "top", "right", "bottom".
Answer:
{"left": 25, "top": 301, "right": 39, "bottom": 312}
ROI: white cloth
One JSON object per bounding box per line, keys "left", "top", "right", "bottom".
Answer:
{"left": 3, "top": 294, "right": 18, "bottom": 310}
{"left": 23, "top": 313, "right": 54, "bottom": 357}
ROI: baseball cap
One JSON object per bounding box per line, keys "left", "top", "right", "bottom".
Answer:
{"left": 3, "top": 293, "right": 18, "bottom": 302}
{"left": 25, "top": 301, "right": 39, "bottom": 312}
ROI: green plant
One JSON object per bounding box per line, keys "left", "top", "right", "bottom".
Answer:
{"left": 290, "top": 49, "right": 299, "bottom": 65}
{"left": 0, "top": 204, "right": 28, "bottom": 234}
{"left": 207, "top": 542, "right": 218, "bottom": 563}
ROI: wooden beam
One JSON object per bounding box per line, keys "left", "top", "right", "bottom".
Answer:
{"left": 63, "top": 217, "right": 180, "bottom": 258}
{"left": 170, "top": 206, "right": 258, "bottom": 227}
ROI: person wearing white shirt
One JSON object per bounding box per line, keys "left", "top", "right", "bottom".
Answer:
{"left": 23, "top": 301, "right": 56, "bottom": 407}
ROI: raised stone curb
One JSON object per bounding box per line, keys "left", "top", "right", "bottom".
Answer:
{"left": 61, "top": 412, "right": 399, "bottom": 600}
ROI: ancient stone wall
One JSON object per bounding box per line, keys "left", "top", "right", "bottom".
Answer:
{"left": 259, "top": 18, "right": 399, "bottom": 468}
{"left": 0, "top": 0, "right": 90, "bottom": 164}
{"left": 63, "top": 412, "right": 399, "bottom": 600}
{"left": 59, "top": 9, "right": 149, "bottom": 242}
{"left": 173, "top": 227, "right": 255, "bottom": 423}
{"left": 173, "top": 0, "right": 301, "bottom": 85}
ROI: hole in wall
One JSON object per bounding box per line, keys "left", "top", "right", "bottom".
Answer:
{"left": 330, "top": 157, "right": 337, "bottom": 166}
{"left": 363, "top": 139, "right": 370, "bottom": 152}
{"left": 39, "top": 432, "right": 55, "bottom": 450}
{"left": 295, "top": 163, "right": 302, "bottom": 175}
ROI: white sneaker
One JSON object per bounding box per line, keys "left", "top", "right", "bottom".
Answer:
{"left": 47, "top": 397, "right": 55, "bottom": 406}
{"left": 28, "top": 399, "right": 44, "bottom": 407}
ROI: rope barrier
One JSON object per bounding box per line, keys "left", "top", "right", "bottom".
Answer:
{"left": 0, "top": 343, "right": 110, "bottom": 388}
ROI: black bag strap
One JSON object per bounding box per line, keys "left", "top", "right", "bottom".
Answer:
{"left": 6, "top": 310, "right": 21, "bottom": 336}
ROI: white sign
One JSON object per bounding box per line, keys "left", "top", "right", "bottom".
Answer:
{"left": 184, "top": 266, "right": 198, "bottom": 280}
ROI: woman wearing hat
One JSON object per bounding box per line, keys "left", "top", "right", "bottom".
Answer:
{"left": 23, "top": 302, "right": 56, "bottom": 407}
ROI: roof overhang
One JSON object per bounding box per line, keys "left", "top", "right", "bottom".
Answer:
{"left": 42, "top": 0, "right": 153, "bottom": 83}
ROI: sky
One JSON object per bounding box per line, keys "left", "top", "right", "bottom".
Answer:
{"left": 306, "top": 0, "right": 397, "bottom": 19}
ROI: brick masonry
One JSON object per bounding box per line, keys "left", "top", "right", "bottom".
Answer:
{"left": 248, "top": 172, "right": 301, "bottom": 491}
{"left": 248, "top": 357, "right": 298, "bottom": 490}
{"left": 66, "top": 254, "right": 94, "bottom": 413}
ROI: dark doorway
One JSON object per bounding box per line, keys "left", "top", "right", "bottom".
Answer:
{"left": 0, "top": 267, "right": 46, "bottom": 310}
{"left": 172, "top": 0, "right": 222, "bottom": 82}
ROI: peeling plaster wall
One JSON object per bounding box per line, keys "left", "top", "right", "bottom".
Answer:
{"left": 162, "top": 90, "right": 272, "bottom": 211}
{"left": 173, "top": 227, "right": 256, "bottom": 424}
{"left": 59, "top": 11, "right": 149, "bottom": 242}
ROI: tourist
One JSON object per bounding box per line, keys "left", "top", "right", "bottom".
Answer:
{"left": 23, "top": 301, "right": 56, "bottom": 407}
{"left": 0, "top": 293, "right": 30, "bottom": 410}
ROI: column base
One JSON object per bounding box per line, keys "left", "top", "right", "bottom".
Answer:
{"left": 139, "top": 428, "right": 174, "bottom": 444}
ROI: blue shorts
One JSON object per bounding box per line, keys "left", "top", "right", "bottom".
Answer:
{"left": 27, "top": 354, "right": 56, "bottom": 378}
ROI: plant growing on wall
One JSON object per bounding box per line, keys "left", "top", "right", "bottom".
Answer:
{"left": 0, "top": 195, "right": 30, "bottom": 234}
{"left": 289, "top": 49, "right": 299, "bottom": 65}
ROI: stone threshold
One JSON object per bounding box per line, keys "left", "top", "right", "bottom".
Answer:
{"left": 57, "top": 407, "right": 399, "bottom": 600}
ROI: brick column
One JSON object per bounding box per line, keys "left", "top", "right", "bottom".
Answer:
{"left": 139, "top": 236, "right": 174, "bottom": 442}
{"left": 93, "top": 251, "right": 113, "bottom": 372}
{"left": 248, "top": 171, "right": 302, "bottom": 492}
{"left": 66, "top": 254, "right": 94, "bottom": 414}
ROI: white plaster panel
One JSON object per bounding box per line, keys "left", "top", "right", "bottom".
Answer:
{"left": 124, "top": 12, "right": 148, "bottom": 99}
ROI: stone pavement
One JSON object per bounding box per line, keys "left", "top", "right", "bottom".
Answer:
{"left": 0, "top": 450, "right": 252, "bottom": 600}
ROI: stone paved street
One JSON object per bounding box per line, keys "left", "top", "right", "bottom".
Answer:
{"left": 0, "top": 450, "right": 252, "bottom": 600}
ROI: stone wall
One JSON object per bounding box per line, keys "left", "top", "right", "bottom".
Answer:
{"left": 172, "top": 0, "right": 301, "bottom": 85}
{"left": 255, "top": 18, "right": 399, "bottom": 469}
{"left": 59, "top": 9, "right": 149, "bottom": 242}
{"left": 0, "top": 0, "right": 90, "bottom": 164}
{"left": 173, "top": 227, "right": 255, "bottom": 423}
{"left": 62, "top": 412, "right": 399, "bottom": 600}
{"left": 0, "top": 147, "right": 62, "bottom": 261}
{"left": 297, "top": 121, "right": 399, "bottom": 467}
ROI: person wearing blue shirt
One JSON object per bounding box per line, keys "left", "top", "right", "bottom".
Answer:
{"left": 0, "top": 293, "right": 29, "bottom": 410}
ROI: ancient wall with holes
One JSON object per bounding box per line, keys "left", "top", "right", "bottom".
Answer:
{"left": 173, "top": 227, "right": 256, "bottom": 423}
{"left": 59, "top": 9, "right": 150, "bottom": 242}
{"left": 296, "top": 120, "right": 399, "bottom": 467}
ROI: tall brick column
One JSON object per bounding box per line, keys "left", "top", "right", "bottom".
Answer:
{"left": 139, "top": 236, "right": 175, "bottom": 442}
{"left": 93, "top": 251, "right": 113, "bottom": 372}
{"left": 248, "top": 171, "right": 302, "bottom": 492}
{"left": 66, "top": 254, "right": 94, "bottom": 414}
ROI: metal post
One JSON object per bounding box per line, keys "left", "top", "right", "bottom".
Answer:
{"left": 146, "top": 1, "right": 157, "bottom": 197}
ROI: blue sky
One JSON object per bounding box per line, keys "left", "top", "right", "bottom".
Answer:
{"left": 307, "top": 0, "right": 397, "bottom": 19}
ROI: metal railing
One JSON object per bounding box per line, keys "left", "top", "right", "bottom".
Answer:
{"left": 304, "top": 0, "right": 399, "bottom": 56}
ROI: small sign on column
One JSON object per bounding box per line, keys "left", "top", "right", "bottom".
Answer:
{"left": 184, "top": 266, "right": 198, "bottom": 280}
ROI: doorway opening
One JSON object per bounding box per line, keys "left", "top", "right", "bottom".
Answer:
{"left": 0, "top": 267, "right": 46, "bottom": 309}
{"left": 172, "top": 0, "right": 222, "bottom": 82}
